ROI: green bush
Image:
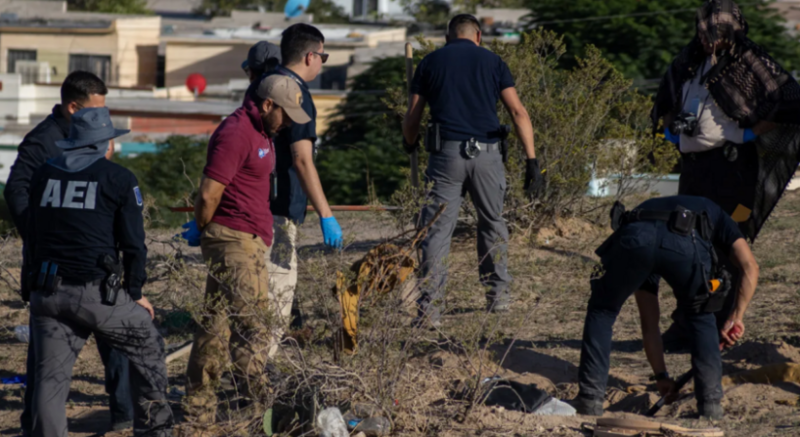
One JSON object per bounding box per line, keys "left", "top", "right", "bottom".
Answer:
{"left": 317, "top": 56, "right": 410, "bottom": 205}
{"left": 114, "top": 135, "right": 208, "bottom": 228}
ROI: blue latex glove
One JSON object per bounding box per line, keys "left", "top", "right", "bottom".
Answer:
{"left": 1, "top": 375, "right": 26, "bottom": 385}
{"left": 743, "top": 128, "right": 757, "bottom": 143}
{"left": 664, "top": 127, "right": 680, "bottom": 145}
{"left": 180, "top": 220, "right": 201, "bottom": 247}
{"left": 320, "top": 216, "right": 343, "bottom": 249}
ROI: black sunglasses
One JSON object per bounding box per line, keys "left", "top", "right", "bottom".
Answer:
{"left": 310, "top": 51, "right": 329, "bottom": 64}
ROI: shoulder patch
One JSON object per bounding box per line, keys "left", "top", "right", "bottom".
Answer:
{"left": 133, "top": 186, "right": 143, "bottom": 206}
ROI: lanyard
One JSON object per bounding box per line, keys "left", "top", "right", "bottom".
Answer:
{"left": 278, "top": 66, "right": 305, "bottom": 89}
{"left": 682, "top": 58, "right": 711, "bottom": 121}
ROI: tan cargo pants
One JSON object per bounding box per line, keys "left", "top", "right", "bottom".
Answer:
{"left": 185, "top": 222, "right": 270, "bottom": 424}
{"left": 266, "top": 216, "right": 298, "bottom": 358}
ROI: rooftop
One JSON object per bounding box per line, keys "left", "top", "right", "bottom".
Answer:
{"left": 164, "top": 23, "right": 407, "bottom": 47}
{"left": 107, "top": 98, "right": 240, "bottom": 117}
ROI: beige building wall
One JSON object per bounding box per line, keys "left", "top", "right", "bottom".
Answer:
{"left": 114, "top": 17, "right": 161, "bottom": 87}
{"left": 165, "top": 40, "right": 250, "bottom": 88}
{"left": 0, "top": 16, "right": 160, "bottom": 87}
{"left": 312, "top": 93, "right": 344, "bottom": 134}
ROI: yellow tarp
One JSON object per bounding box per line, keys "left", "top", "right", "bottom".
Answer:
{"left": 334, "top": 243, "right": 417, "bottom": 354}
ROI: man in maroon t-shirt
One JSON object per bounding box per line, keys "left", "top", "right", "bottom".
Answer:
{"left": 185, "top": 75, "right": 310, "bottom": 426}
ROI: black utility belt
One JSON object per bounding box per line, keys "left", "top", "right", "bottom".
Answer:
{"left": 426, "top": 122, "right": 511, "bottom": 161}
{"left": 441, "top": 140, "right": 501, "bottom": 157}
{"left": 611, "top": 202, "right": 710, "bottom": 239}
{"left": 682, "top": 141, "right": 753, "bottom": 163}
{"left": 33, "top": 258, "right": 123, "bottom": 306}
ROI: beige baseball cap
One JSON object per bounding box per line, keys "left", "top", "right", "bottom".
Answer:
{"left": 256, "top": 75, "right": 312, "bottom": 124}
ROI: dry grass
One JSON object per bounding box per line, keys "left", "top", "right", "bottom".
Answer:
{"left": 2, "top": 194, "right": 800, "bottom": 436}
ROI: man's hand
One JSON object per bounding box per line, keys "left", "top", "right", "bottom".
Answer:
{"left": 403, "top": 135, "right": 420, "bottom": 155}
{"left": 320, "top": 216, "right": 343, "bottom": 249}
{"left": 180, "top": 220, "right": 201, "bottom": 247}
{"left": 524, "top": 158, "right": 544, "bottom": 199}
{"left": 136, "top": 296, "right": 155, "bottom": 319}
{"left": 720, "top": 319, "right": 745, "bottom": 350}
{"left": 656, "top": 378, "right": 679, "bottom": 404}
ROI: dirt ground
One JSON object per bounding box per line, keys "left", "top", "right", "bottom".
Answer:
{"left": 3, "top": 193, "right": 800, "bottom": 436}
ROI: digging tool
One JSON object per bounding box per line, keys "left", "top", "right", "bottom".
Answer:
{"left": 646, "top": 369, "right": 694, "bottom": 417}
{"left": 646, "top": 328, "right": 741, "bottom": 417}
{"left": 405, "top": 42, "right": 420, "bottom": 191}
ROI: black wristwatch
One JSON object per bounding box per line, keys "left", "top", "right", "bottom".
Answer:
{"left": 651, "top": 371, "right": 671, "bottom": 382}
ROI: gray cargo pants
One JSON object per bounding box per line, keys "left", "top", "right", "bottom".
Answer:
{"left": 30, "top": 282, "right": 173, "bottom": 437}
{"left": 417, "top": 143, "right": 512, "bottom": 319}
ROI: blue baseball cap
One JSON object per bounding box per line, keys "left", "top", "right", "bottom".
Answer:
{"left": 55, "top": 107, "right": 130, "bottom": 150}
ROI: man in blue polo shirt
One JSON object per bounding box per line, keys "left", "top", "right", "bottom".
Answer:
{"left": 403, "top": 14, "right": 542, "bottom": 324}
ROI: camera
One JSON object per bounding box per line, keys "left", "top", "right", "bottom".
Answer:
{"left": 670, "top": 111, "right": 699, "bottom": 137}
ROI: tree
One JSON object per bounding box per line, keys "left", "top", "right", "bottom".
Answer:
{"left": 306, "top": 0, "right": 350, "bottom": 23}
{"left": 69, "top": 0, "right": 150, "bottom": 14}
{"left": 526, "top": 0, "right": 800, "bottom": 84}
{"left": 316, "top": 56, "right": 408, "bottom": 205}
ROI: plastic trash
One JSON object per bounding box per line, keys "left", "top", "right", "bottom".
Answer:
{"left": 14, "top": 325, "right": 30, "bottom": 343}
{"left": 1, "top": 375, "right": 26, "bottom": 385}
{"left": 533, "top": 397, "right": 577, "bottom": 416}
{"left": 317, "top": 407, "right": 348, "bottom": 437}
{"left": 351, "top": 417, "right": 391, "bottom": 436}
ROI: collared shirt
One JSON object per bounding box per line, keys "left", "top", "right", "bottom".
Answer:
{"left": 204, "top": 97, "right": 276, "bottom": 246}
{"left": 410, "top": 38, "right": 515, "bottom": 143}
{"left": 680, "top": 57, "right": 745, "bottom": 153}
{"left": 260, "top": 65, "right": 316, "bottom": 225}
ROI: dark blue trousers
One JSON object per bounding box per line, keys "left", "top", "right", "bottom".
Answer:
{"left": 22, "top": 315, "right": 133, "bottom": 433}
{"left": 577, "top": 221, "right": 723, "bottom": 407}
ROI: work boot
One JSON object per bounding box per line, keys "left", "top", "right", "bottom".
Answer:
{"left": 698, "top": 403, "right": 723, "bottom": 420}
{"left": 573, "top": 396, "right": 604, "bottom": 416}
{"left": 486, "top": 291, "right": 511, "bottom": 313}
{"left": 110, "top": 420, "right": 133, "bottom": 431}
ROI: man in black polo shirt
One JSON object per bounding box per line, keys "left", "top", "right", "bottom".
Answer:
{"left": 403, "top": 14, "right": 542, "bottom": 324}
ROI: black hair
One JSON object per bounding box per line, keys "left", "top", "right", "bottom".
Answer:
{"left": 61, "top": 71, "right": 108, "bottom": 105}
{"left": 447, "top": 14, "right": 481, "bottom": 39}
{"left": 281, "top": 23, "right": 325, "bottom": 66}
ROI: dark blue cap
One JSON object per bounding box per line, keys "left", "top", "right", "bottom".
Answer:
{"left": 55, "top": 107, "right": 130, "bottom": 150}
{"left": 243, "top": 41, "right": 282, "bottom": 74}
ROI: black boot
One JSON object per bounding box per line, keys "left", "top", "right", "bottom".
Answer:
{"left": 698, "top": 402, "right": 723, "bottom": 420}
{"left": 573, "top": 396, "right": 603, "bottom": 416}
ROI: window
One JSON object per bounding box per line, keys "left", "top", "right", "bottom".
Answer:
{"left": 7, "top": 49, "right": 36, "bottom": 73}
{"left": 69, "top": 54, "right": 111, "bottom": 83}
{"left": 353, "top": 0, "right": 378, "bottom": 16}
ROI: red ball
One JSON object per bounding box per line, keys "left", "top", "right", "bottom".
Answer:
{"left": 185, "top": 73, "right": 207, "bottom": 95}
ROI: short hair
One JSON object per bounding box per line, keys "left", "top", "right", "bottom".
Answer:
{"left": 61, "top": 71, "right": 108, "bottom": 105}
{"left": 281, "top": 23, "right": 325, "bottom": 66}
{"left": 448, "top": 14, "right": 481, "bottom": 39}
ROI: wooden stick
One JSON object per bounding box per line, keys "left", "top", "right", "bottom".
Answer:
{"left": 405, "top": 42, "right": 420, "bottom": 190}
{"left": 165, "top": 341, "right": 193, "bottom": 363}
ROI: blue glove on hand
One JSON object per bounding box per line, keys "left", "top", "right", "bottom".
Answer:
{"left": 320, "top": 216, "right": 343, "bottom": 249}
{"left": 181, "top": 220, "right": 201, "bottom": 247}
{"left": 743, "top": 128, "right": 757, "bottom": 143}
{"left": 664, "top": 128, "right": 680, "bottom": 145}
